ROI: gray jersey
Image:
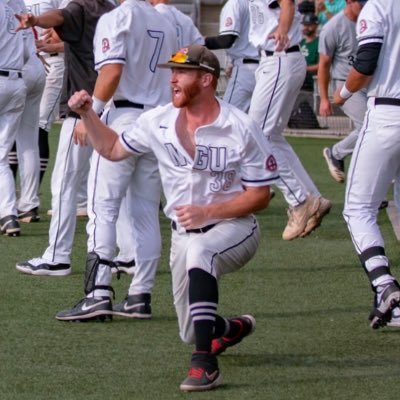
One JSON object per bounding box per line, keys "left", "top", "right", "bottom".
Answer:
{"left": 357, "top": 0, "right": 400, "bottom": 98}
{"left": 318, "top": 11, "right": 358, "bottom": 80}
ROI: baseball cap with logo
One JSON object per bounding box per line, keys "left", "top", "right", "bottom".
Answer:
{"left": 302, "top": 13, "right": 318, "bottom": 25}
{"left": 158, "top": 44, "right": 220, "bottom": 79}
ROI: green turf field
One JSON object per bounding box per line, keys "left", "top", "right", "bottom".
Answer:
{"left": 2, "top": 126, "right": 400, "bottom": 400}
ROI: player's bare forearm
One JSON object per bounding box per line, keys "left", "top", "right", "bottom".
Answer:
{"left": 278, "top": 0, "right": 295, "bottom": 33}
{"left": 333, "top": 68, "right": 371, "bottom": 105}
{"left": 344, "top": 68, "right": 371, "bottom": 94}
{"left": 68, "top": 90, "right": 129, "bottom": 161}
{"left": 317, "top": 54, "right": 331, "bottom": 101}
{"left": 15, "top": 10, "right": 64, "bottom": 31}
{"left": 175, "top": 186, "right": 270, "bottom": 229}
{"left": 94, "top": 64, "right": 123, "bottom": 102}
{"left": 271, "top": 0, "right": 295, "bottom": 51}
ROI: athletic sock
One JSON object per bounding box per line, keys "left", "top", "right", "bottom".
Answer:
{"left": 188, "top": 268, "right": 218, "bottom": 353}
{"left": 38, "top": 127, "right": 49, "bottom": 185}
{"left": 8, "top": 142, "right": 18, "bottom": 179}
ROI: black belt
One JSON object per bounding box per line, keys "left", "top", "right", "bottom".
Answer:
{"left": 243, "top": 58, "right": 259, "bottom": 64}
{"left": 0, "top": 70, "right": 22, "bottom": 78}
{"left": 263, "top": 45, "right": 300, "bottom": 57}
{"left": 114, "top": 100, "right": 144, "bottom": 109}
{"left": 375, "top": 97, "right": 400, "bottom": 107}
{"left": 49, "top": 53, "right": 59, "bottom": 57}
{"left": 171, "top": 220, "right": 216, "bottom": 234}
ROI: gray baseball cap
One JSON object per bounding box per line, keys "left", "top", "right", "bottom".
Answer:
{"left": 158, "top": 45, "right": 220, "bottom": 79}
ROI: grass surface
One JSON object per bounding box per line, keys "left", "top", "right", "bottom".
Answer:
{"left": 2, "top": 127, "right": 400, "bottom": 400}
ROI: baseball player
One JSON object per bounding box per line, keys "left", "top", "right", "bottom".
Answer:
{"left": 205, "top": 0, "right": 259, "bottom": 113}
{"left": 55, "top": 0, "right": 177, "bottom": 320}
{"left": 66, "top": 44, "right": 278, "bottom": 392}
{"left": 0, "top": 1, "right": 28, "bottom": 236}
{"left": 334, "top": 0, "right": 400, "bottom": 329}
{"left": 15, "top": 0, "right": 115, "bottom": 275}
{"left": 25, "top": 0, "right": 65, "bottom": 186}
{"left": 319, "top": 0, "right": 368, "bottom": 183}
{"left": 149, "top": 0, "right": 203, "bottom": 49}
{"left": 248, "top": 0, "right": 332, "bottom": 240}
{"left": 6, "top": 0, "right": 46, "bottom": 225}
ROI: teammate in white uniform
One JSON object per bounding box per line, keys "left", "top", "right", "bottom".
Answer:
{"left": 205, "top": 0, "right": 259, "bottom": 113}
{"left": 318, "top": 0, "right": 367, "bottom": 183}
{"left": 66, "top": 44, "right": 278, "bottom": 392}
{"left": 15, "top": 0, "right": 115, "bottom": 276}
{"left": 150, "top": 0, "right": 203, "bottom": 48}
{"left": 8, "top": 0, "right": 46, "bottom": 224}
{"left": 24, "top": 0, "right": 64, "bottom": 187}
{"left": 0, "top": 1, "right": 28, "bottom": 236}
{"left": 248, "top": 0, "right": 332, "bottom": 240}
{"left": 334, "top": 0, "right": 400, "bottom": 329}
{"left": 55, "top": 0, "right": 177, "bottom": 320}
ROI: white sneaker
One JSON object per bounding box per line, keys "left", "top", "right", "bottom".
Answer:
{"left": 282, "top": 195, "right": 320, "bottom": 240}
{"left": 387, "top": 307, "right": 400, "bottom": 328}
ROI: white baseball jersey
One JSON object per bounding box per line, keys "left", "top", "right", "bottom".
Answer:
{"left": 356, "top": 0, "right": 400, "bottom": 99}
{"left": 154, "top": 3, "right": 203, "bottom": 49}
{"left": 119, "top": 99, "right": 279, "bottom": 226}
{"left": 1, "top": 2, "right": 27, "bottom": 70}
{"left": 219, "top": 0, "right": 258, "bottom": 60}
{"left": 94, "top": 0, "right": 177, "bottom": 107}
{"left": 24, "top": 0, "right": 63, "bottom": 40}
{"left": 248, "top": 0, "right": 302, "bottom": 51}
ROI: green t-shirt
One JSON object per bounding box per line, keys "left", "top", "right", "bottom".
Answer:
{"left": 300, "top": 36, "right": 319, "bottom": 91}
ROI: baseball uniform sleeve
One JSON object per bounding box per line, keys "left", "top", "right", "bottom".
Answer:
{"left": 94, "top": 9, "right": 128, "bottom": 71}
{"left": 318, "top": 20, "right": 337, "bottom": 58}
{"left": 219, "top": 0, "right": 240, "bottom": 37}
{"left": 356, "top": 2, "right": 384, "bottom": 46}
{"left": 240, "top": 120, "right": 279, "bottom": 187}
{"left": 119, "top": 113, "right": 153, "bottom": 156}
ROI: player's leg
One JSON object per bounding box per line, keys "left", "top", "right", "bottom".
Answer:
{"left": 56, "top": 109, "right": 140, "bottom": 320}
{"left": 343, "top": 105, "right": 400, "bottom": 329}
{"left": 16, "top": 117, "right": 91, "bottom": 276}
{"left": 324, "top": 89, "right": 368, "bottom": 182}
{"left": 16, "top": 58, "right": 46, "bottom": 221}
{"left": 172, "top": 216, "right": 260, "bottom": 391}
{"left": 0, "top": 76, "right": 26, "bottom": 236}
{"left": 38, "top": 55, "right": 65, "bottom": 185}
{"left": 223, "top": 63, "right": 256, "bottom": 113}
{"left": 249, "top": 54, "right": 328, "bottom": 240}
{"left": 113, "top": 153, "right": 162, "bottom": 319}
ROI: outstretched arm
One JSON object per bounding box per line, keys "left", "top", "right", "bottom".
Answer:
{"left": 15, "top": 9, "right": 64, "bottom": 31}
{"left": 68, "top": 90, "right": 130, "bottom": 161}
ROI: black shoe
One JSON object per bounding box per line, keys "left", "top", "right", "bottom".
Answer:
{"left": 16, "top": 257, "right": 71, "bottom": 276}
{"left": 370, "top": 281, "right": 400, "bottom": 329}
{"left": 379, "top": 200, "right": 389, "bottom": 210}
{"left": 112, "top": 293, "right": 151, "bottom": 319}
{"left": 0, "top": 215, "right": 20, "bottom": 236}
{"left": 111, "top": 259, "right": 135, "bottom": 275}
{"left": 180, "top": 352, "right": 221, "bottom": 392}
{"left": 323, "top": 147, "right": 345, "bottom": 182}
{"left": 17, "top": 207, "right": 40, "bottom": 223}
{"left": 211, "top": 315, "right": 256, "bottom": 355}
{"left": 56, "top": 297, "right": 113, "bottom": 322}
